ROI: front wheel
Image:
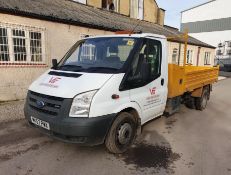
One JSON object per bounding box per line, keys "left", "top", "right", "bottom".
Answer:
{"left": 105, "top": 112, "right": 137, "bottom": 154}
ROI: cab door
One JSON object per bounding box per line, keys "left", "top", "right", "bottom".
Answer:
{"left": 124, "top": 38, "right": 167, "bottom": 124}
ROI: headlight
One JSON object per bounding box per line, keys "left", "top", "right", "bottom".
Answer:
{"left": 69, "top": 90, "right": 97, "bottom": 118}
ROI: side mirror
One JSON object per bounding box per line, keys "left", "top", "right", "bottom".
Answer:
{"left": 52, "top": 59, "right": 58, "bottom": 69}
{"left": 141, "top": 62, "right": 150, "bottom": 82}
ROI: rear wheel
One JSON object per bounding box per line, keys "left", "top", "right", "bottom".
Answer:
{"left": 105, "top": 112, "right": 137, "bottom": 154}
{"left": 185, "top": 97, "right": 195, "bottom": 109}
{"left": 195, "top": 86, "right": 210, "bottom": 110}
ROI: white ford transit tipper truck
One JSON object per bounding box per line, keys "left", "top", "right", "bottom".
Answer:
{"left": 24, "top": 33, "right": 219, "bottom": 153}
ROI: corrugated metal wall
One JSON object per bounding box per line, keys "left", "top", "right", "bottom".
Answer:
{"left": 181, "top": 17, "right": 231, "bottom": 33}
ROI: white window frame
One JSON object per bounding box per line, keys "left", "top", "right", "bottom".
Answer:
{"left": 0, "top": 27, "right": 10, "bottom": 62}
{"left": 113, "top": 0, "right": 119, "bottom": 12}
{"left": 0, "top": 22, "right": 46, "bottom": 65}
{"left": 204, "top": 52, "right": 211, "bottom": 65}
{"left": 130, "top": 0, "right": 139, "bottom": 19}
{"left": 172, "top": 48, "right": 178, "bottom": 64}
{"left": 138, "top": 0, "right": 144, "bottom": 20}
{"left": 105, "top": 0, "right": 119, "bottom": 12}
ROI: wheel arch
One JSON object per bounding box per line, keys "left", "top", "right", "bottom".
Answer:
{"left": 120, "top": 107, "right": 141, "bottom": 126}
{"left": 104, "top": 104, "right": 142, "bottom": 143}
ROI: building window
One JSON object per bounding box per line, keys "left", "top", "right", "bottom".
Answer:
{"left": 102, "top": 0, "right": 118, "bottom": 12}
{"left": 218, "top": 43, "right": 223, "bottom": 48}
{"left": 130, "top": 0, "right": 139, "bottom": 19}
{"left": 30, "top": 32, "right": 42, "bottom": 62}
{"left": 138, "top": 0, "right": 144, "bottom": 20}
{"left": 204, "top": 52, "right": 211, "bottom": 65}
{"left": 227, "top": 49, "right": 231, "bottom": 55}
{"left": 0, "top": 27, "right": 9, "bottom": 61}
{"left": 186, "top": 50, "right": 193, "bottom": 64}
{"left": 228, "top": 41, "right": 231, "bottom": 48}
{"left": 0, "top": 22, "right": 45, "bottom": 65}
{"left": 216, "top": 49, "right": 223, "bottom": 56}
{"left": 12, "top": 29, "right": 27, "bottom": 62}
{"left": 172, "top": 48, "right": 178, "bottom": 64}
{"left": 130, "top": 0, "right": 144, "bottom": 20}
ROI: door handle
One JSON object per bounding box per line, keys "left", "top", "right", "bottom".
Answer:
{"left": 161, "top": 78, "right": 164, "bottom": 86}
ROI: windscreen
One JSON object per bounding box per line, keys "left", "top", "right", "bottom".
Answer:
{"left": 57, "top": 37, "right": 139, "bottom": 73}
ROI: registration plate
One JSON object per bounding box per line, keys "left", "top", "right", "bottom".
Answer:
{"left": 31, "top": 116, "right": 50, "bottom": 130}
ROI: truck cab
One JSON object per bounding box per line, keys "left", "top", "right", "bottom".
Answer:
{"left": 24, "top": 33, "right": 187, "bottom": 153}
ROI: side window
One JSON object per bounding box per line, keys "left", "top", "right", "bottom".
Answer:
{"left": 125, "top": 39, "right": 162, "bottom": 88}
{"left": 146, "top": 39, "right": 162, "bottom": 78}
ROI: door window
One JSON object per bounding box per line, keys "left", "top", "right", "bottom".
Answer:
{"left": 124, "top": 39, "right": 162, "bottom": 89}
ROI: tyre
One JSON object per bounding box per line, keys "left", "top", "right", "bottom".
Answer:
{"left": 195, "top": 86, "right": 210, "bottom": 110}
{"left": 105, "top": 112, "right": 137, "bottom": 154}
{"left": 185, "top": 97, "right": 195, "bottom": 109}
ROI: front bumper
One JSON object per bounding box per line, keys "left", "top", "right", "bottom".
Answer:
{"left": 24, "top": 91, "right": 116, "bottom": 146}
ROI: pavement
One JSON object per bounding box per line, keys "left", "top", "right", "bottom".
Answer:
{"left": 219, "top": 71, "right": 231, "bottom": 78}
{"left": 218, "top": 71, "right": 231, "bottom": 81}
{"left": 218, "top": 76, "right": 226, "bottom": 81}
{"left": 0, "top": 100, "right": 25, "bottom": 123}
{"left": 0, "top": 79, "right": 231, "bottom": 175}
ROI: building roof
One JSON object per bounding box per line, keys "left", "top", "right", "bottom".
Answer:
{"left": 181, "top": 0, "right": 216, "bottom": 13}
{"left": 0, "top": 0, "right": 215, "bottom": 48}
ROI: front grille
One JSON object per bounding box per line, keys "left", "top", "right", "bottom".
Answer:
{"left": 29, "top": 105, "right": 58, "bottom": 116}
{"left": 28, "top": 91, "right": 64, "bottom": 116}
{"left": 30, "top": 91, "right": 64, "bottom": 101}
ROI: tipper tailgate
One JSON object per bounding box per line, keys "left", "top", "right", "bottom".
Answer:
{"left": 168, "top": 64, "right": 219, "bottom": 98}
{"left": 184, "top": 66, "right": 219, "bottom": 92}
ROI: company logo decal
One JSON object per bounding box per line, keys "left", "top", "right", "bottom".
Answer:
{"left": 39, "top": 76, "right": 61, "bottom": 88}
{"left": 149, "top": 87, "right": 156, "bottom": 95}
{"left": 49, "top": 77, "right": 61, "bottom": 84}
{"left": 144, "top": 87, "right": 161, "bottom": 109}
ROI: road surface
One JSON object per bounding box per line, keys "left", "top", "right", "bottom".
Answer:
{"left": 0, "top": 79, "right": 231, "bottom": 175}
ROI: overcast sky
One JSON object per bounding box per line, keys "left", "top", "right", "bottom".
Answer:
{"left": 156, "top": 0, "right": 209, "bottom": 29}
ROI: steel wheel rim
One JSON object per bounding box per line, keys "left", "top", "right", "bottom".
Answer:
{"left": 117, "top": 123, "right": 133, "bottom": 145}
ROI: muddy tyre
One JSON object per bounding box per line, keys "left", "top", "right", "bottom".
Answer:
{"left": 185, "top": 97, "right": 195, "bottom": 109}
{"left": 195, "top": 87, "right": 210, "bottom": 110}
{"left": 105, "top": 112, "right": 137, "bottom": 154}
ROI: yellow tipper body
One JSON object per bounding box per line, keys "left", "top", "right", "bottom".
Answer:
{"left": 168, "top": 64, "right": 219, "bottom": 98}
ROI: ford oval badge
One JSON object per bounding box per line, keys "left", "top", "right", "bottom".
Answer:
{"left": 36, "top": 100, "right": 45, "bottom": 108}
